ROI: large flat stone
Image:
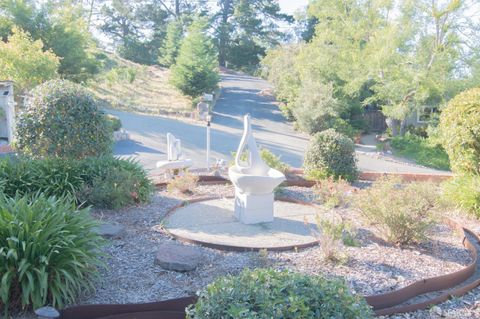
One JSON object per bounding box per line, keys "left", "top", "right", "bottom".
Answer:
{"left": 95, "top": 223, "right": 126, "bottom": 239}
{"left": 155, "top": 242, "right": 205, "bottom": 272}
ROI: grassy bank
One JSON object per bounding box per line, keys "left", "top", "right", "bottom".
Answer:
{"left": 89, "top": 53, "right": 192, "bottom": 115}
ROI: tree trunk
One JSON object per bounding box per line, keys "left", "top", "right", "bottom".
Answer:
{"left": 218, "top": 0, "right": 231, "bottom": 67}
{"left": 386, "top": 118, "right": 400, "bottom": 136}
{"left": 399, "top": 119, "right": 407, "bottom": 136}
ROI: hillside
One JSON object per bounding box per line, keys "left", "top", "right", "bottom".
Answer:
{"left": 89, "top": 53, "right": 193, "bottom": 115}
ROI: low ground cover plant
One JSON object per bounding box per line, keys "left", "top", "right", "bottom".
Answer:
{"left": 390, "top": 133, "right": 450, "bottom": 171}
{"left": 166, "top": 173, "right": 199, "bottom": 195}
{"left": 0, "top": 194, "right": 104, "bottom": 314}
{"left": 313, "top": 176, "right": 352, "bottom": 209}
{"left": 304, "top": 129, "right": 358, "bottom": 182}
{"left": 186, "top": 268, "right": 373, "bottom": 318}
{"left": 354, "top": 177, "right": 438, "bottom": 246}
{"left": 0, "top": 156, "right": 153, "bottom": 209}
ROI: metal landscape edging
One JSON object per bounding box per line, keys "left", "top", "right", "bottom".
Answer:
{"left": 58, "top": 218, "right": 480, "bottom": 318}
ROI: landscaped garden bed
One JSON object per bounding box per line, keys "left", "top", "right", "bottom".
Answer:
{"left": 13, "top": 182, "right": 473, "bottom": 319}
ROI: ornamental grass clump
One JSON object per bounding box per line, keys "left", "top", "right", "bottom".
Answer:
{"left": 186, "top": 268, "right": 373, "bottom": 319}
{"left": 0, "top": 194, "right": 104, "bottom": 315}
{"left": 0, "top": 156, "right": 153, "bottom": 209}
{"left": 354, "top": 177, "right": 438, "bottom": 246}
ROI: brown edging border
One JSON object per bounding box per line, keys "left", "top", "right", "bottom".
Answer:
{"left": 161, "top": 196, "right": 320, "bottom": 252}
{"left": 59, "top": 218, "right": 480, "bottom": 318}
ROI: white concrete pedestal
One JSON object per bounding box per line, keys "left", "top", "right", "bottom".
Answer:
{"left": 234, "top": 190, "right": 274, "bottom": 224}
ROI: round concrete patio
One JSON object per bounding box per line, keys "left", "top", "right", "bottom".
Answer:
{"left": 163, "top": 198, "right": 319, "bottom": 251}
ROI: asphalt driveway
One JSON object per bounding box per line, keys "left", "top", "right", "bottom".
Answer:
{"left": 112, "top": 70, "right": 449, "bottom": 175}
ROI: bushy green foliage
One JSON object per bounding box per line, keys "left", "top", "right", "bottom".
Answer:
{"left": 0, "top": 194, "right": 103, "bottom": 313}
{"left": 170, "top": 18, "right": 219, "bottom": 97}
{"left": 259, "top": 149, "right": 289, "bottom": 173}
{"left": 230, "top": 148, "right": 289, "bottom": 173}
{"left": 0, "top": 157, "right": 84, "bottom": 201}
{"left": 0, "top": 1, "right": 99, "bottom": 82}
{"left": 442, "top": 175, "right": 480, "bottom": 218}
{"left": 354, "top": 177, "right": 438, "bottom": 246}
{"left": 186, "top": 268, "right": 373, "bottom": 319}
{"left": 304, "top": 129, "right": 358, "bottom": 182}
{"left": 106, "top": 114, "right": 122, "bottom": 132}
{"left": 0, "top": 27, "right": 59, "bottom": 93}
{"left": 293, "top": 80, "right": 356, "bottom": 137}
{"left": 439, "top": 88, "right": 480, "bottom": 175}
{"left": 16, "top": 80, "right": 113, "bottom": 159}
{"left": 0, "top": 156, "right": 153, "bottom": 209}
{"left": 158, "top": 20, "right": 183, "bottom": 67}
{"left": 390, "top": 133, "right": 450, "bottom": 171}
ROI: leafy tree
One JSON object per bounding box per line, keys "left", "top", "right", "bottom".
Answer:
{"left": 0, "top": 0, "right": 99, "bottom": 82}
{"left": 158, "top": 19, "right": 183, "bottom": 67}
{"left": 99, "top": 0, "right": 205, "bottom": 64}
{"left": 263, "top": 0, "right": 480, "bottom": 136}
{"left": 0, "top": 27, "right": 59, "bottom": 93}
{"left": 170, "top": 17, "right": 218, "bottom": 97}
{"left": 213, "top": 0, "right": 292, "bottom": 70}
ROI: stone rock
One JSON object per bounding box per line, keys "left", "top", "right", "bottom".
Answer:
{"left": 35, "top": 307, "right": 60, "bottom": 318}
{"left": 95, "top": 223, "right": 126, "bottom": 239}
{"left": 155, "top": 241, "right": 205, "bottom": 272}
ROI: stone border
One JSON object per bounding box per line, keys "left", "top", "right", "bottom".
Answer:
{"left": 161, "top": 196, "right": 320, "bottom": 252}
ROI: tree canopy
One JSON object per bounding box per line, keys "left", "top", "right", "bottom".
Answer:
{"left": 263, "top": 0, "right": 480, "bottom": 136}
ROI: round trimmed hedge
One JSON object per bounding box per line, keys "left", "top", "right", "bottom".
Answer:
{"left": 16, "top": 79, "right": 112, "bottom": 159}
{"left": 304, "top": 129, "right": 358, "bottom": 181}
{"left": 186, "top": 268, "right": 373, "bottom": 318}
{"left": 439, "top": 88, "right": 480, "bottom": 175}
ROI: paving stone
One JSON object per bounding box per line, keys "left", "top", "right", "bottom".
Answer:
{"left": 95, "top": 223, "right": 126, "bottom": 239}
{"left": 154, "top": 241, "right": 205, "bottom": 272}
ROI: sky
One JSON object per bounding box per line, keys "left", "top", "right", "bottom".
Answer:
{"left": 278, "top": 0, "right": 309, "bottom": 15}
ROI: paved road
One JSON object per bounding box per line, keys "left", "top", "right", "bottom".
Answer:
{"left": 112, "top": 70, "right": 449, "bottom": 175}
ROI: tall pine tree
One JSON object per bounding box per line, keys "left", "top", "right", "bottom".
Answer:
{"left": 158, "top": 19, "right": 183, "bottom": 67}
{"left": 170, "top": 17, "right": 218, "bottom": 97}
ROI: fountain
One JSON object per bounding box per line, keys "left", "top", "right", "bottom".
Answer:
{"left": 163, "top": 114, "right": 317, "bottom": 250}
{"left": 228, "top": 114, "right": 286, "bottom": 224}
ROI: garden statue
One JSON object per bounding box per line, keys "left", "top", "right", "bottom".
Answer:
{"left": 228, "top": 114, "right": 285, "bottom": 224}
{"left": 156, "top": 133, "right": 192, "bottom": 178}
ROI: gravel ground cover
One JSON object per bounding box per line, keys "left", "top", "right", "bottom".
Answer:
{"left": 12, "top": 184, "right": 480, "bottom": 318}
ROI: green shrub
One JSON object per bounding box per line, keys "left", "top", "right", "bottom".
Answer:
{"left": 390, "top": 133, "right": 450, "bottom": 171}
{"left": 0, "top": 194, "right": 103, "bottom": 313}
{"left": 0, "top": 156, "right": 153, "bottom": 209}
{"left": 186, "top": 268, "right": 373, "bottom": 319}
{"left": 106, "top": 114, "right": 122, "bottom": 132}
{"left": 230, "top": 148, "right": 289, "bottom": 173}
{"left": 439, "top": 88, "right": 480, "bottom": 175}
{"left": 354, "top": 177, "right": 438, "bottom": 246}
{"left": 304, "top": 129, "right": 358, "bottom": 182}
{"left": 442, "top": 175, "right": 480, "bottom": 217}
{"left": 16, "top": 80, "right": 113, "bottom": 159}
